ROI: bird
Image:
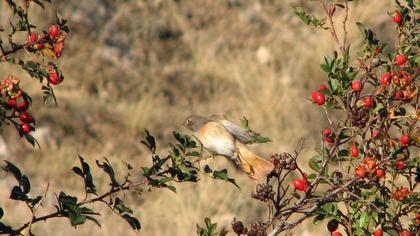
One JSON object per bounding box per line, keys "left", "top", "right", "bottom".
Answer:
{"left": 183, "top": 114, "right": 274, "bottom": 182}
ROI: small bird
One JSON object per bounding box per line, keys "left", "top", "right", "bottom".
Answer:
{"left": 183, "top": 114, "right": 274, "bottom": 182}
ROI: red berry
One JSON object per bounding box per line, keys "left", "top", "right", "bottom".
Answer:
{"left": 372, "top": 129, "right": 380, "bottom": 139}
{"left": 355, "top": 166, "right": 366, "bottom": 178}
{"left": 375, "top": 47, "right": 381, "bottom": 54}
{"left": 323, "top": 128, "right": 332, "bottom": 136}
{"left": 36, "top": 42, "right": 44, "bottom": 49}
{"left": 394, "top": 90, "right": 403, "bottom": 100}
{"left": 29, "top": 32, "right": 38, "bottom": 42}
{"left": 395, "top": 54, "right": 408, "bottom": 65}
{"left": 49, "top": 24, "right": 60, "bottom": 38}
{"left": 48, "top": 72, "right": 63, "bottom": 85}
{"left": 7, "top": 98, "right": 17, "bottom": 108}
{"left": 332, "top": 232, "right": 343, "bottom": 236}
{"left": 311, "top": 91, "right": 317, "bottom": 100}
{"left": 21, "top": 123, "right": 33, "bottom": 134}
{"left": 375, "top": 169, "right": 385, "bottom": 178}
{"left": 327, "top": 219, "right": 339, "bottom": 232}
{"left": 399, "top": 230, "right": 412, "bottom": 236}
{"left": 351, "top": 143, "right": 359, "bottom": 157}
{"left": 293, "top": 178, "right": 308, "bottom": 192}
{"left": 381, "top": 72, "right": 392, "bottom": 86}
{"left": 19, "top": 112, "right": 35, "bottom": 123}
{"left": 374, "top": 229, "right": 384, "bottom": 236}
{"left": 17, "top": 100, "right": 29, "bottom": 111}
{"left": 325, "top": 137, "right": 334, "bottom": 144}
{"left": 393, "top": 11, "right": 403, "bottom": 25}
{"left": 396, "top": 160, "right": 405, "bottom": 170}
{"left": 319, "top": 84, "right": 327, "bottom": 91}
{"left": 352, "top": 80, "right": 363, "bottom": 92}
{"left": 400, "top": 134, "right": 410, "bottom": 145}
{"left": 312, "top": 92, "right": 325, "bottom": 105}
{"left": 364, "top": 96, "right": 374, "bottom": 108}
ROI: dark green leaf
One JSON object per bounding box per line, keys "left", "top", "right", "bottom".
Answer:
{"left": 313, "top": 214, "right": 326, "bottom": 225}
{"left": 96, "top": 158, "right": 120, "bottom": 187}
{"left": 173, "top": 131, "right": 189, "bottom": 147}
{"left": 0, "top": 222, "right": 13, "bottom": 234}
{"left": 141, "top": 129, "right": 156, "bottom": 153}
{"left": 21, "top": 175, "right": 31, "bottom": 194}
{"left": 122, "top": 214, "right": 141, "bottom": 231}
{"left": 72, "top": 167, "right": 83, "bottom": 177}
{"left": 58, "top": 192, "right": 77, "bottom": 208}
{"left": 204, "top": 165, "right": 212, "bottom": 173}
{"left": 114, "top": 197, "right": 133, "bottom": 214}
{"left": 3, "top": 161, "right": 22, "bottom": 181}
{"left": 10, "top": 186, "right": 27, "bottom": 201}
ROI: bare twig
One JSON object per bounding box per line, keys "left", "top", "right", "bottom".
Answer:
{"left": 25, "top": 183, "right": 50, "bottom": 236}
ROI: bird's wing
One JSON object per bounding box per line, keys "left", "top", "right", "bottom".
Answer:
{"left": 210, "top": 114, "right": 254, "bottom": 144}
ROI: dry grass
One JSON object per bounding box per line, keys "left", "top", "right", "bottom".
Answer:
{"left": 0, "top": 0, "right": 395, "bottom": 235}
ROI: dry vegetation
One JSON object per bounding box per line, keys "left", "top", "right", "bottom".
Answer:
{"left": 0, "top": 1, "right": 395, "bottom": 235}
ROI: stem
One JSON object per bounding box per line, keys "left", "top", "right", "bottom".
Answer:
{"left": 321, "top": 0, "right": 345, "bottom": 53}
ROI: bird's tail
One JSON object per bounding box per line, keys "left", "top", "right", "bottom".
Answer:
{"left": 236, "top": 143, "right": 274, "bottom": 183}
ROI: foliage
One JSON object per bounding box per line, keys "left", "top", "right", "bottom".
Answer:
{"left": 0, "top": 129, "right": 240, "bottom": 235}
{"left": 0, "top": 0, "right": 67, "bottom": 146}
{"left": 202, "top": 1, "right": 419, "bottom": 236}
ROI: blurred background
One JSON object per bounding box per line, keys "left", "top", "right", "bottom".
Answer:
{"left": 0, "top": 0, "right": 395, "bottom": 235}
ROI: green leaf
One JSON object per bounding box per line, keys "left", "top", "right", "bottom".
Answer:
{"left": 122, "top": 214, "right": 141, "bottom": 231}
{"left": 309, "top": 155, "right": 321, "bottom": 172}
{"left": 293, "top": 6, "right": 310, "bottom": 25}
{"left": 358, "top": 211, "right": 369, "bottom": 229}
{"left": 69, "top": 212, "right": 86, "bottom": 226}
{"left": 320, "top": 63, "right": 330, "bottom": 72}
{"left": 213, "top": 169, "right": 228, "bottom": 181}
{"left": 114, "top": 197, "right": 133, "bottom": 214}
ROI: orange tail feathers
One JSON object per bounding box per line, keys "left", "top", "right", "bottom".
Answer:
{"left": 236, "top": 143, "right": 274, "bottom": 183}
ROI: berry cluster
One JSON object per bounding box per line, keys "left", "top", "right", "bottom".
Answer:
{"left": 27, "top": 24, "right": 67, "bottom": 60}
{"left": 1, "top": 76, "right": 34, "bottom": 134}
{"left": 392, "top": 187, "right": 411, "bottom": 201}
{"left": 251, "top": 184, "right": 275, "bottom": 202}
{"left": 270, "top": 153, "right": 296, "bottom": 170}
{"left": 231, "top": 219, "right": 248, "bottom": 235}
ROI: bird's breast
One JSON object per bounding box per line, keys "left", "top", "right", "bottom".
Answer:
{"left": 196, "top": 122, "right": 236, "bottom": 157}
